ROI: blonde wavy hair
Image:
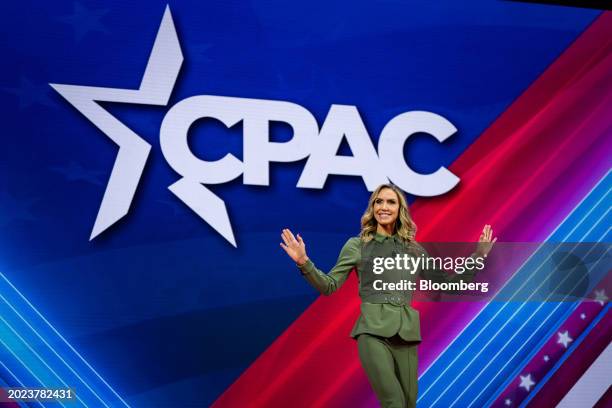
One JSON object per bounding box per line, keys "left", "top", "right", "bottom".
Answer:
{"left": 359, "top": 184, "right": 417, "bottom": 243}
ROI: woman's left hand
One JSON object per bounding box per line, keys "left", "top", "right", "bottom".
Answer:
{"left": 476, "top": 224, "right": 497, "bottom": 257}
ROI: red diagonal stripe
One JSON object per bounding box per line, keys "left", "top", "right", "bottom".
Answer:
{"left": 213, "top": 12, "right": 611, "bottom": 408}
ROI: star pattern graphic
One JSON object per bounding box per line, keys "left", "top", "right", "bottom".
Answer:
{"left": 57, "top": 1, "right": 109, "bottom": 42}
{"left": 50, "top": 161, "right": 105, "bottom": 186}
{"left": 519, "top": 374, "right": 535, "bottom": 392}
{"left": 493, "top": 282, "right": 609, "bottom": 405}
{"left": 557, "top": 330, "right": 573, "bottom": 348}
{"left": 593, "top": 289, "right": 608, "bottom": 306}
{"left": 2, "top": 76, "right": 56, "bottom": 109}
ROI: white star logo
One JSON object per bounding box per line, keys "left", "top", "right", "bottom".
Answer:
{"left": 543, "top": 355, "right": 549, "bottom": 362}
{"left": 50, "top": 6, "right": 236, "bottom": 246}
{"left": 51, "top": 6, "right": 181, "bottom": 241}
{"left": 594, "top": 289, "right": 608, "bottom": 306}
{"left": 557, "top": 330, "right": 573, "bottom": 348}
{"left": 505, "top": 398, "right": 512, "bottom": 406}
{"left": 519, "top": 374, "right": 535, "bottom": 392}
{"left": 580, "top": 313, "right": 586, "bottom": 320}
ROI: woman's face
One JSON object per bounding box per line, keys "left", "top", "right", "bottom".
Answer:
{"left": 373, "top": 188, "right": 400, "bottom": 228}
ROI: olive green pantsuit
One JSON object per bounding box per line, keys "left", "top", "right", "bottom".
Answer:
{"left": 358, "top": 334, "right": 418, "bottom": 408}
{"left": 299, "top": 233, "right": 477, "bottom": 408}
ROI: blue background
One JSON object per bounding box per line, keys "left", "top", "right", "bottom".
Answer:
{"left": 0, "top": 1, "right": 599, "bottom": 406}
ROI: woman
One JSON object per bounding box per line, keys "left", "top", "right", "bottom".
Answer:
{"left": 280, "top": 184, "right": 496, "bottom": 408}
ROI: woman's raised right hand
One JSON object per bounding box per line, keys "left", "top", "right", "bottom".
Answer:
{"left": 280, "top": 228, "right": 309, "bottom": 266}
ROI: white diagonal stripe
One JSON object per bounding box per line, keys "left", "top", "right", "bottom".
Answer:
{"left": 427, "top": 188, "right": 611, "bottom": 406}
{"left": 418, "top": 174, "right": 611, "bottom": 402}
{"left": 556, "top": 341, "right": 612, "bottom": 408}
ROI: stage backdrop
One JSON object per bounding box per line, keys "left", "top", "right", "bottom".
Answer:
{"left": 0, "top": 1, "right": 610, "bottom": 407}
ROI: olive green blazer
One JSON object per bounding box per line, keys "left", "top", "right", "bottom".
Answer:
{"left": 299, "top": 233, "right": 477, "bottom": 342}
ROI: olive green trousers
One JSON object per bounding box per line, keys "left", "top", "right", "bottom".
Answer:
{"left": 357, "top": 334, "right": 418, "bottom": 408}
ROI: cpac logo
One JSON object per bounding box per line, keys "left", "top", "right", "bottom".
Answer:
{"left": 51, "top": 6, "right": 459, "bottom": 247}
